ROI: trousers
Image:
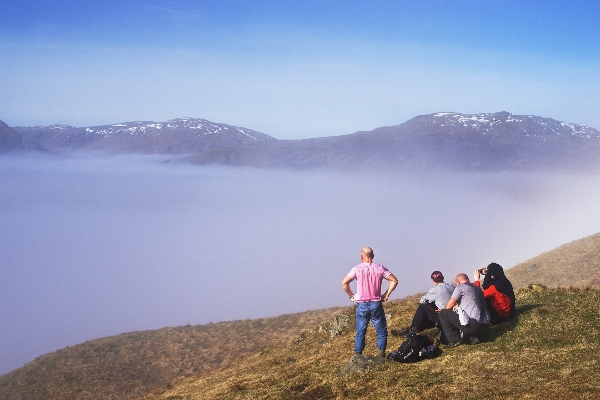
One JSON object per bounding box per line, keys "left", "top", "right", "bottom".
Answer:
{"left": 439, "top": 309, "right": 489, "bottom": 343}
{"left": 354, "top": 301, "right": 387, "bottom": 353}
{"left": 411, "top": 303, "right": 441, "bottom": 330}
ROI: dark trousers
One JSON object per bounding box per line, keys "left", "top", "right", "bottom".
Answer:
{"left": 411, "top": 303, "right": 440, "bottom": 330}
{"left": 439, "top": 309, "right": 490, "bottom": 343}
{"left": 489, "top": 307, "right": 510, "bottom": 325}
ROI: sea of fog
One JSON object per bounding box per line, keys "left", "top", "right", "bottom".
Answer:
{"left": 2, "top": 152, "right": 600, "bottom": 374}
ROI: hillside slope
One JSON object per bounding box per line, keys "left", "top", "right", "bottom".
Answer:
{"left": 506, "top": 232, "right": 600, "bottom": 289}
{"left": 0, "top": 307, "right": 344, "bottom": 400}
{"left": 142, "top": 288, "right": 600, "bottom": 399}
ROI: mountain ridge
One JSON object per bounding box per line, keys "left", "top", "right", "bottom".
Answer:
{"left": 12, "top": 117, "right": 276, "bottom": 154}
{"left": 5, "top": 112, "right": 600, "bottom": 172}
{"left": 185, "top": 111, "right": 600, "bottom": 172}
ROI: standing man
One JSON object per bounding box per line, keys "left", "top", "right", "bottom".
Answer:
{"left": 341, "top": 247, "right": 398, "bottom": 358}
{"left": 439, "top": 273, "right": 491, "bottom": 348}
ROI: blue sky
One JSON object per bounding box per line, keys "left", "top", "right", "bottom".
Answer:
{"left": 1, "top": 0, "right": 599, "bottom": 139}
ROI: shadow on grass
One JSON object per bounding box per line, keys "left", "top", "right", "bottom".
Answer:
{"left": 484, "top": 303, "right": 541, "bottom": 342}
{"left": 418, "top": 303, "right": 542, "bottom": 345}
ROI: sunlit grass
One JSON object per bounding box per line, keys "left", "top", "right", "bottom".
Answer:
{"left": 507, "top": 232, "right": 600, "bottom": 289}
{"left": 143, "top": 288, "right": 600, "bottom": 400}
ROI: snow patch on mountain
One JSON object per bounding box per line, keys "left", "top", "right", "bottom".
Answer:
{"left": 76, "top": 118, "right": 274, "bottom": 141}
{"left": 429, "top": 112, "right": 600, "bottom": 141}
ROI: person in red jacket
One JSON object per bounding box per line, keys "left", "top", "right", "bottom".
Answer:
{"left": 474, "top": 262, "right": 516, "bottom": 324}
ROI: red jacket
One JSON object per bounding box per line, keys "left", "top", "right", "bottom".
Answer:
{"left": 474, "top": 280, "right": 512, "bottom": 318}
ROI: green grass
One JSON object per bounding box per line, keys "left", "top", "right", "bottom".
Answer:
{"left": 142, "top": 287, "right": 600, "bottom": 400}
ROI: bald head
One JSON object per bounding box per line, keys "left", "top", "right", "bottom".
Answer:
{"left": 455, "top": 273, "right": 470, "bottom": 285}
{"left": 361, "top": 247, "right": 374, "bottom": 262}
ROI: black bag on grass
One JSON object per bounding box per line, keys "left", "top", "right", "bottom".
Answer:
{"left": 388, "top": 334, "right": 438, "bottom": 363}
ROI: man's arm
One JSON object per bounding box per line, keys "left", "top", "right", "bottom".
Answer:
{"left": 381, "top": 273, "right": 398, "bottom": 302}
{"left": 420, "top": 286, "right": 437, "bottom": 304}
{"left": 445, "top": 297, "right": 458, "bottom": 310}
{"left": 341, "top": 275, "right": 355, "bottom": 301}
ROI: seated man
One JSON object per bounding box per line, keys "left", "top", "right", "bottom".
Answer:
{"left": 391, "top": 271, "right": 454, "bottom": 337}
{"left": 439, "top": 273, "right": 491, "bottom": 348}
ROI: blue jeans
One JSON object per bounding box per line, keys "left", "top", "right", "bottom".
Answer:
{"left": 354, "top": 301, "right": 388, "bottom": 353}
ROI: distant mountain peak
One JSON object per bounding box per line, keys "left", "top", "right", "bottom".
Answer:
{"left": 80, "top": 118, "right": 273, "bottom": 141}
{"left": 12, "top": 117, "right": 276, "bottom": 155}
{"left": 418, "top": 112, "right": 599, "bottom": 140}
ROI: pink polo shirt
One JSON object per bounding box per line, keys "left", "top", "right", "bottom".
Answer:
{"left": 347, "top": 262, "right": 391, "bottom": 302}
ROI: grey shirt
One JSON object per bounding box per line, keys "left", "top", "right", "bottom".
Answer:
{"left": 420, "top": 282, "right": 455, "bottom": 309}
{"left": 450, "top": 282, "right": 491, "bottom": 324}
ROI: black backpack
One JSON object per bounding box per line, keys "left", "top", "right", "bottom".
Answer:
{"left": 388, "top": 334, "right": 439, "bottom": 363}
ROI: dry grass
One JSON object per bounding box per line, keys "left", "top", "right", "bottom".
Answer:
{"left": 142, "top": 288, "right": 600, "bottom": 400}
{"left": 506, "top": 232, "right": 600, "bottom": 289}
{"left": 0, "top": 307, "right": 345, "bottom": 400}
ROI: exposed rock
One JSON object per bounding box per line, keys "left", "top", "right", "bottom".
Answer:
{"left": 527, "top": 264, "right": 538, "bottom": 272}
{"left": 328, "top": 315, "right": 350, "bottom": 338}
{"left": 339, "top": 354, "right": 387, "bottom": 376}
{"left": 528, "top": 284, "right": 548, "bottom": 292}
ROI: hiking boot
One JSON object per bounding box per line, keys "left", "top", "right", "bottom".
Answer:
{"left": 378, "top": 349, "right": 386, "bottom": 358}
{"left": 401, "top": 327, "right": 419, "bottom": 338}
{"left": 445, "top": 341, "right": 462, "bottom": 349}
{"left": 469, "top": 337, "right": 481, "bottom": 345}
{"left": 391, "top": 326, "right": 418, "bottom": 338}
{"left": 390, "top": 327, "right": 411, "bottom": 337}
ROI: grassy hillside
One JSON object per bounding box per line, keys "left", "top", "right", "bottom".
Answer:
{"left": 2, "top": 232, "right": 598, "bottom": 399}
{"left": 506, "top": 232, "right": 600, "bottom": 289}
{"left": 142, "top": 287, "right": 600, "bottom": 399}
{"left": 0, "top": 307, "right": 344, "bottom": 400}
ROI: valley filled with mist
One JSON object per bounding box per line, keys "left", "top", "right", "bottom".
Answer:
{"left": 2, "top": 152, "right": 600, "bottom": 374}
